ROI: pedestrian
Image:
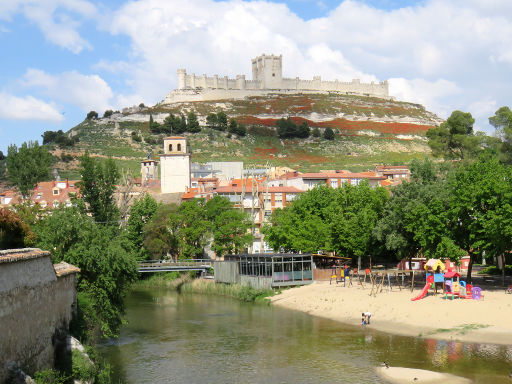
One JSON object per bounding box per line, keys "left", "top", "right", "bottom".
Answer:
{"left": 361, "top": 314, "right": 366, "bottom": 326}
{"left": 364, "top": 311, "right": 372, "bottom": 324}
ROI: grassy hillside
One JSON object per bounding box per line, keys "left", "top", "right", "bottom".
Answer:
{"left": 52, "top": 93, "right": 439, "bottom": 179}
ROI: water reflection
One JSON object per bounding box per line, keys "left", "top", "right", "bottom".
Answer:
{"left": 98, "top": 288, "right": 511, "bottom": 384}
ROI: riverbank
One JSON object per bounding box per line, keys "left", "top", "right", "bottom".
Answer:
{"left": 270, "top": 281, "right": 512, "bottom": 345}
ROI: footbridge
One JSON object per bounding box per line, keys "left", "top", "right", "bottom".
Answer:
{"left": 138, "top": 259, "right": 215, "bottom": 273}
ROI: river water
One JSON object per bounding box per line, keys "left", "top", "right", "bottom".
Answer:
{"left": 98, "top": 287, "right": 512, "bottom": 383}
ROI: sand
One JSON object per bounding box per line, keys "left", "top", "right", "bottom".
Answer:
{"left": 270, "top": 281, "right": 512, "bottom": 345}
{"left": 376, "top": 367, "right": 472, "bottom": 384}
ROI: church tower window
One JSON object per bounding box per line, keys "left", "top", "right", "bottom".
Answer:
{"left": 169, "top": 144, "right": 173, "bottom": 152}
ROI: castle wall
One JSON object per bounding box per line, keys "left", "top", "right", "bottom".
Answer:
{"left": 0, "top": 249, "right": 78, "bottom": 382}
{"left": 175, "top": 54, "right": 388, "bottom": 97}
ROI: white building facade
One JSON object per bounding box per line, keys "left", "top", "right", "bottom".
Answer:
{"left": 160, "top": 136, "right": 191, "bottom": 193}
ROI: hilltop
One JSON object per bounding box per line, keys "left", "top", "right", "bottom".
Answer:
{"left": 52, "top": 93, "right": 441, "bottom": 179}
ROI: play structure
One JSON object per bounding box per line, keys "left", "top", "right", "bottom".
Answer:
{"left": 411, "top": 259, "right": 484, "bottom": 301}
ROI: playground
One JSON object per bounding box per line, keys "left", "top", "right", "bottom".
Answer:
{"left": 271, "top": 265, "right": 512, "bottom": 345}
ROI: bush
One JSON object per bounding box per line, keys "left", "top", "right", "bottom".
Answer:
{"left": 131, "top": 131, "right": 142, "bottom": 142}
{"left": 103, "top": 110, "right": 113, "bottom": 118}
{"left": 72, "top": 350, "right": 95, "bottom": 383}
{"left": 312, "top": 127, "right": 321, "bottom": 138}
{"left": 276, "top": 118, "right": 310, "bottom": 139}
{"left": 324, "top": 127, "right": 335, "bottom": 140}
{"left": 478, "top": 265, "right": 512, "bottom": 275}
{"left": 33, "top": 369, "right": 67, "bottom": 384}
{"left": 86, "top": 111, "right": 98, "bottom": 120}
{"left": 60, "top": 153, "right": 74, "bottom": 163}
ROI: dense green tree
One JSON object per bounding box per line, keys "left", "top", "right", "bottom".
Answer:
{"left": 143, "top": 204, "right": 180, "bottom": 260}
{"left": 103, "top": 110, "right": 113, "bottom": 118}
{"left": 217, "top": 112, "right": 228, "bottom": 131}
{"left": 312, "top": 127, "right": 321, "bottom": 138}
{"left": 276, "top": 117, "right": 298, "bottom": 138}
{"left": 263, "top": 186, "right": 336, "bottom": 253}
{"left": 175, "top": 199, "right": 209, "bottom": 258}
{"left": 323, "top": 127, "right": 335, "bottom": 140}
{"left": 7, "top": 141, "right": 53, "bottom": 197}
{"left": 206, "top": 113, "right": 218, "bottom": 129}
{"left": 187, "top": 112, "right": 201, "bottom": 133}
{"left": 77, "top": 152, "right": 120, "bottom": 224}
{"left": 329, "top": 182, "right": 389, "bottom": 260}
{"left": 228, "top": 118, "right": 238, "bottom": 134}
{"left": 446, "top": 157, "right": 512, "bottom": 283}
{"left": 0, "top": 208, "right": 36, "bottom": 249}
{"left": 489, "top": 106, "right": 512, "bottom": 164}
{"left": 204, "top": 196, "right": 253, "bottom": 257}
{"left": 36, "top": 206, "right": 138, "bottom": 338}
{"left": 426, "top": 110, "right": 482, "bottom": 160}
{"left": 297, "top": 122, "right": 310, "bottom": 138}
{"left": 127, "top": 194, "right": 159, "bottom": 260}
{"left": 0, "top": 150, "right": 4, "bottom": 160}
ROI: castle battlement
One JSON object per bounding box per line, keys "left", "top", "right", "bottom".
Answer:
{"left": 165, "top": 54, "right": 389, "bottom": 104}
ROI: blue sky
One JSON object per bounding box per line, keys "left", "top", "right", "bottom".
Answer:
{"left": 1, "top": 0, "right": 511, "bottom": 154}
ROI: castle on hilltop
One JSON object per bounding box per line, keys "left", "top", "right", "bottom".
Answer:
{"left": 163, "top": 54, "right": 389, "bottom": 104}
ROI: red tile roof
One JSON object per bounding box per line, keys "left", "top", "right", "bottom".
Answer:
{"left": 215, "top": 186, "right": 303, "bottom": 193}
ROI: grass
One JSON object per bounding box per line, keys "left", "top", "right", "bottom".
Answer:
{"left": 179, "top": 279, "right": 276, "bottom": 303}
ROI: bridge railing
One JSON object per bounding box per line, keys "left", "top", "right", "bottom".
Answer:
{"left": 139, "top": 259, "right": 215, "bottom": 269}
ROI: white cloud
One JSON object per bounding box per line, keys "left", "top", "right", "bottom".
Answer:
{"left": 0, "top": 0, "right": 96, "bottom": 53}
{"left": 0, "top": 92, "right": 63, "bottom": 122}
{"left": 22, "top": 69, "right": 114, "bottom": 113}
{"left": 389, "top": 78, "right": 461, "bottom": 118}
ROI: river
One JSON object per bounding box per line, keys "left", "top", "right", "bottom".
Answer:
{"left": 98, "top": 287, "right": 512, "bottom": 383}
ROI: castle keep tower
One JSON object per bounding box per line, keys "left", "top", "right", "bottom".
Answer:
{"left": 160, "top": 136, "right": 191, "bottom": 193}
{"left": 251, "top": 54, "right": 282, "bottom": 89}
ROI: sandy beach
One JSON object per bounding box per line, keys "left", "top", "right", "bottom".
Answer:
{"left": 271, "top": 280, "right": 512, "bottom": 345}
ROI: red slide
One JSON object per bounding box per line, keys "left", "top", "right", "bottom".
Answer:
{"left": 411, "top": 276, "right": 435, "bottom": 301}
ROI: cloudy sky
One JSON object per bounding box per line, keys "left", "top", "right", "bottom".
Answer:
{"left": 1, "top": 0, "right": 511, "bottom": 153}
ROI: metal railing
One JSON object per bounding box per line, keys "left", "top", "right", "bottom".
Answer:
{"left": 139, "top": 259, "right": 215, "bottom": 270}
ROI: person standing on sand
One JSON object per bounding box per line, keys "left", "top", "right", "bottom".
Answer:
{"left": 364, "top": 311, "right": 372, "bottom": 324}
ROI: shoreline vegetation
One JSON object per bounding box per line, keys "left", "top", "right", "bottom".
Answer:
{"left": 135, "top": 272, "right": 275, "bottom": 303}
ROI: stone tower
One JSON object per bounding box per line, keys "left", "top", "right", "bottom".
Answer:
{"left": 251, "top": 54, "right": 282, "bottom": 89}
{"left": 160, "top": 136, "right": 191, "bottom": 193}
{"left": 141, "top": 158, "right": 158, "bottom": 183}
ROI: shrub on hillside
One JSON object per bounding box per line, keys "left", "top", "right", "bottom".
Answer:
{"left": 324, "top": 127, "right": 335, "bottom": 140}
{"left": 86, "top": 111, "right": 98, "bottom": 120}
{"left": 248, "top": 125, "right": 275, "bottom": 137}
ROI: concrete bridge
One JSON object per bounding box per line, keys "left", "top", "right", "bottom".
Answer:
{"left": 138, "top": 259, "right": 215, "bottom": 274}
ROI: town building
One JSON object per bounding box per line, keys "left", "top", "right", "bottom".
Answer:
{"left": 160, "top": 136, "right": 191, "bottom": 193}
{"left": 0, "top": 180, "right": 79, "bottom": 209}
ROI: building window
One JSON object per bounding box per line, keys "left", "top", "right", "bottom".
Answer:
{"left": 330, "top": 179, "right": 338, "bottom": 188}
{"left": 53, "top": 189, "right": 59, "bottom": 195}
{"left": 177, "top": 143, "right": 182, "bottom": 151}
{"left": 169, "top": 144, "right": 173, "bottom": 152}
{"left": 272, "top": 73, "right": 275, "bottom": 77}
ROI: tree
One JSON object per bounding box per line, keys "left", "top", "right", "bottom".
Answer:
{"left": 175, "top": 199, "right": 209, "bottom": 258}
{"left": 0, "top": 208, "right": 36, "bottom": 249}
{"left": 235, "top": 124, "right": 247, "bottom": 137}
{"left": 329, "top": 182, "right": 389, "bottom": 261}
{"left": 139, "top": 103, "right": 145, "bottom": 108}
{"left": 206, "top": 113, "right": 218, "bottom": 130}
{"left": 445, "top": 157, "right": 512, "bottom": 283}
{"left": 7, "top": 141, "right": 53, "bottom": 197}
{"left": 426, "top": 110, "right": 482, "bottom": 160}
{"left": 187, "top": 112, "right": 201, "bottom": 133}
{"left": 143, "top": 204, "right": 180, "bottom": 260}
{"left": 489, "top": 106, "right": 512, "bottom": 164}
{"left": 323, "top": 127, "right": 335, "bottom": 140}
{"left": 103, "top": 110, "right": 113, "bottom": 118}
{"left": 126, "top": 194, "right": 158, "bottom": 260}
{"left": 86, "top": 111, "right": 98, "bottom": 120}
{"left": 276, "top": 117, "right": 298, "bottom": 138}
{"left": 149, "top": 114, "right": 162, "bottom": 133}
{"left": 297, "top": 122, "right": 310, "bottom": 138}
{"left": 312, "top": 127, "right": 321, "bottom": 138}
{"left": 228, "top": 118, "right": 238, "bottom": 134}
{"left": 217, "top": 112, "right": 228, "bottom": 131}
{"left": 77, "top": 152, "right": 120, "bottom": 224}
{"left": 36, "top": 206, "right": 138, "bottom": 338}
{"left": 205, "top": 196, "right": 252, "bottom": 257}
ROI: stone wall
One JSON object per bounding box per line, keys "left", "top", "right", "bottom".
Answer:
{"left": 0, "top": 249, "right": 79, "bottom": 382}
